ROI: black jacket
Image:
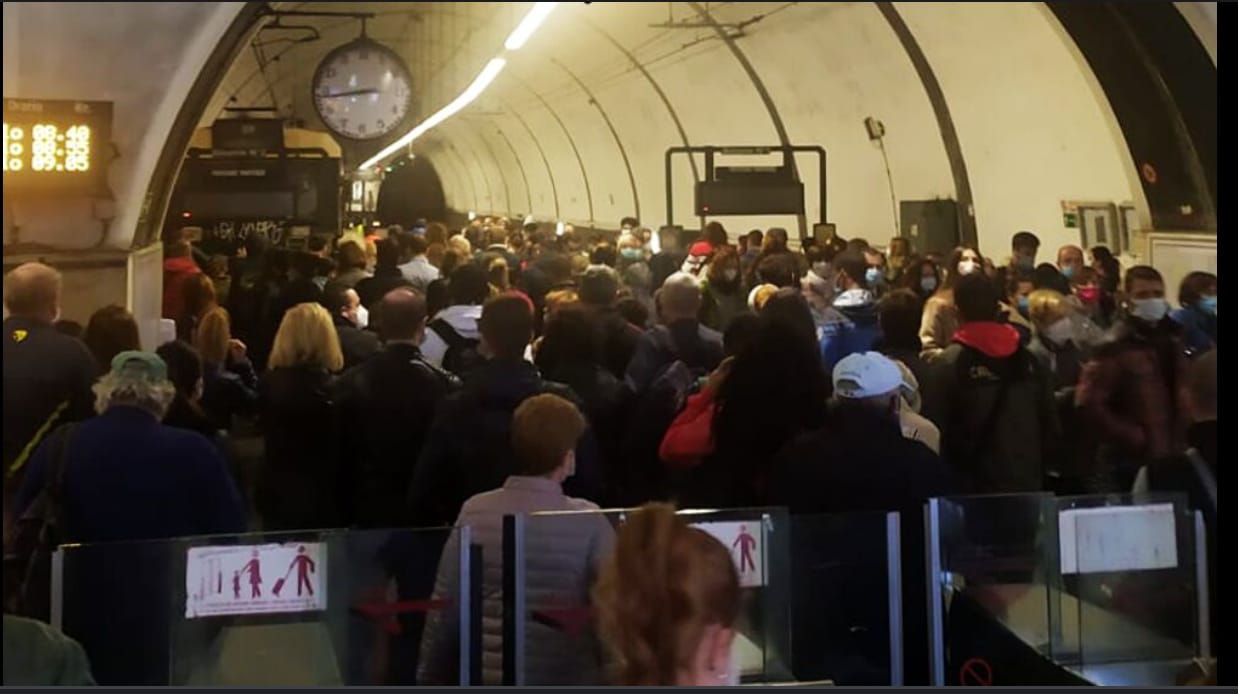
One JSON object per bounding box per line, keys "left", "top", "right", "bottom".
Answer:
{"left": 921, "top": 323, "right": 1058, "bottom": 494}
{"left": 258, "top": 366, "right": 342, "bottom": 531}
{"left": 201, "top": 359, "right": 260, "bottom": 431}
{"left": 356, "top": 268, "right": 414, "bottom": 310}
{"left": 407, "top": 359, "right": 603, "bottom": 527}
{"left": 3, "top": 317, "right": 99, "bottom": 498}
{"left": 163, "top": 395, "right": 246, "bottom": 500}
{"left": 648, "top": 251, "right": 686, "bottom": 291}
{"left": 589, "top": 305, "right": 642, "bottom": 380}
{"left": 766, "top": 406, "right": 959, "bottom": 687}
{"left": 334, "top": 343, "right": 460, "bottom": 528}
{"left": 541, "top": 360, "right": 630, "bottom": 506}
{"left": 333, "top": 315, "right": 381, "bottom": 371}
{"left": 768, "top": 406, "right": 960, "bottom": 515}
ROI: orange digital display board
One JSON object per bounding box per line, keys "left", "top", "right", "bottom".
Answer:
{"left": 3, "top": 98, "right": 111, "bottom": 194}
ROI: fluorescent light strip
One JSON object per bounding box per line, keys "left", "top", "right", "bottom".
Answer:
{"left": 358, "top": 3, "right": 559, "bottom": 172}
{"left": 505, "top": 2, "right": 559, "bottom": 51}
{"left": 359, "top": 58, "right": 507, "bottom": 171}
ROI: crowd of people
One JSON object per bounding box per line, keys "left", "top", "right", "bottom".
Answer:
{"left": 1, "top": 214, "right": 1217, "bottom": 686}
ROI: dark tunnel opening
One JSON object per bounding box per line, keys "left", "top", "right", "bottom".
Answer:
{"left": 375, "top": 156, "right": 447, "bottom": 227}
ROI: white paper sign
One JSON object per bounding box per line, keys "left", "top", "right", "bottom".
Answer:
{"left": 1058, "top": 504, "right": 1178, "bottom": 575}
{"left": 186, "top": 542, "right": 327, "bottom": 618}
{"left": 694, "top": 521, "right": 766, "bottom": 588}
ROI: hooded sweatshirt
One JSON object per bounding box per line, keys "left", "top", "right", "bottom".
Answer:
{"left": 921, "top": 320, "right": 1056, "bottom": 493}
{"left": 819, "top": 289, "right": 882, "bottom": 374}
{"left": 680, "top": 241, "right": 715, "bottom": 277}
{"left": 421, "top": 304, "right": 484, "bottom": 369}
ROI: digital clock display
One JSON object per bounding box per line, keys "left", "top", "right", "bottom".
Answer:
{"left": 3, "top": 98, "right": 112, "bottom": 194}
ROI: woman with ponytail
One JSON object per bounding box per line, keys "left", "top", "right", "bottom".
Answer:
{"left": 594, "top": 503, "right": 742, "bottom": 686}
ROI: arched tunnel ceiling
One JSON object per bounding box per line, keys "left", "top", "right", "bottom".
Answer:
{"left": 204, "top": 2, "right": 1215, "bottom": 255}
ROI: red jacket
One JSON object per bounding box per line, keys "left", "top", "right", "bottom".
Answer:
{"left": 658, "top": 387, "right": 718, "bottom": 467}
{"left": 163, "top": 256, "right": 201, "bottom": 320}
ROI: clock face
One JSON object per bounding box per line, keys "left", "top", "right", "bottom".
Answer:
{"left": 312, "top": 38, "right": 413, "bottom": 141}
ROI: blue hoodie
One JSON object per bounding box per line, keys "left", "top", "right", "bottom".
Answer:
{"left": 819, "top": 289, "right": 882, "bottom": 374}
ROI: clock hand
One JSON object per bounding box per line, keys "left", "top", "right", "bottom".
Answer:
{"left": 318, "top": 88, "right": 381, "bottom": 98}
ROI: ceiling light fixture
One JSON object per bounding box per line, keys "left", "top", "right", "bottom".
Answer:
{"left": 358, "top": 2, "right": 559, "bottom": 172}
{"left": 505, "top": 2, "right": 559, "bottom": 51}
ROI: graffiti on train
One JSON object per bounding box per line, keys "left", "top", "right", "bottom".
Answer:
{"left": 206, "top": 220, "right": 288, "bottom": 245}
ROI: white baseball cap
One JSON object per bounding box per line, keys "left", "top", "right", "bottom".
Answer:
{"left": 833, "top": 351, "right": 903, "bottom": 399}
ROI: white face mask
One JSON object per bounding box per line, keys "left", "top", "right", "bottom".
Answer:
{"left": 958, "top": 259, "right": 979, "bottom": 276}
{"left": 811, "top": 262, "right": 829, "bottom": 278}
{"left": 355, "top": 304, "right": 369, "bottom": 329}
{"left": 723, "top": 268, "right": 739, "bottom": 282}
{"left": 1043, "top": 316, "right": 1074, "bottom": 345}
{"left": 1131, "top": 297, "right": 1169, "bottom": 323}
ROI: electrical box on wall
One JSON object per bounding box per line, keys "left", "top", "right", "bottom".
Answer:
{"left": 899, "top": 200, "right": 959, "bottom": 256}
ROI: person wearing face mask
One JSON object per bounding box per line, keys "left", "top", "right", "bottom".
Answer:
{"left": 993, "top": 231, "right": 1040, "bottom": 294}
{"left": 900, "top": 258, "right": 940, "bottom": 303}
{"left": 1025, "top": 290, "right": 1094, "bottom": 494}
{"left": 818, "top": 249, "right": 883, "bottom": 375}
{"left": 1077, "top": 266, "right": 1192, "bottom": 492}
{"left": 594, "top": 503, "right": 741, "bottom": 687}
{"left": 864, "top": 248, "right": 889, "bottom": 299}
{"left": 324, "top": 282, "right": 380, "bottom": 371}
{"left": 1056, "top": 244, "right": 1086, "bottom": 282}
{"left": 919, "top": 246, "right": 983, "bottom": 356}
{"left": 1170, "top": 271, "right": 1217, "bottom": 356}
{"left": 1069, "top": 266, "right": 1113, "bottom": 332}
{"left": 999, "top": 271, "right": 1036, "bottom": 344}
{"left": 699, "top": 246, "right": 750, "bottom": 332}
{"left": 419, "top": 393, "right": 613, "bottom": 686}
{"left": 333, "top": 289, "right": 460, "bottom": 529}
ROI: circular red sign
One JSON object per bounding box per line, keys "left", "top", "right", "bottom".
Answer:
{"left": 960, "top": 657, "right": 993, "bottom": 686}
{"left": 1141, "top": 162, "right": 1159, "bottom": 185}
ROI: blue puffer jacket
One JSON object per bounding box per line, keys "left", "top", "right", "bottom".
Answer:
{"left": 819, "top": 290, "right": 883, "bottom": 375}
{"left": 1170, "top": 305, "right": 1216, "bottom": 356}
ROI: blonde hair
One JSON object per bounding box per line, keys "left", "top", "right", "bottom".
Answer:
{"left": 194, "top": 307, "right": 232, "bottom": 366}
{"left": 268, "top": 303, "right": 344, "bottom": 372}
{"left": 544, "top": 288, "right": 579, "bottom": 318}
{"left": 447, "top": 235, "right": 472, "bottom": 257}
{"left": 594, "top": 503, "right": 741, "bottom": 686}
{"left": 1027, "top": 289, "right": 1068, "bottom": 327}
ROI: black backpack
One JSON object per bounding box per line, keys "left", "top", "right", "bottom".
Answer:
{"left": 3, "top": 423, "right": 76, "bottom": 621}
{"left": 430, "top": 319, "right": 485, "bottom": 380}
{"left": 618, "top": 328, "right": 706, "bottom": 504}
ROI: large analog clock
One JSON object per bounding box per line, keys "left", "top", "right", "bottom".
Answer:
{"left": 312, "top": 37, "right": 413, "bottom": 141}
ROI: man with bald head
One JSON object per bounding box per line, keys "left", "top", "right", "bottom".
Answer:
{"left": 333, "top": 288, "right": 460, "bottom": 527}
{"left": 3, "top": 263, "right": 100, "bottom": 500}
{"left": 1057, "top": 245, "right": 1086, "bottom": 282}
{"left": 625, "top": 272, "right": 724, "bottom": 393}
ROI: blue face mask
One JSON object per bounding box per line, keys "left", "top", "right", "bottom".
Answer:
{"left": 920, "top": 276, "right": 938, "bottom": 293}
{"left": 865, "top": 267, "right": 883, "bottom": 286}
{"left": 1199, "top": 295, "right": 1217, "bottom": 316}
{"left": 1014, "top": 255, "right": 1035, "bottom": 270}
{"left": 1016, "top": 294, "right": 1030, "bottom": 318}
{"left": 620, "top": 247, "right": 644, "bottom": 261}
{"left": 1061, "top": 265, "right": 1076, "bottom": 280}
